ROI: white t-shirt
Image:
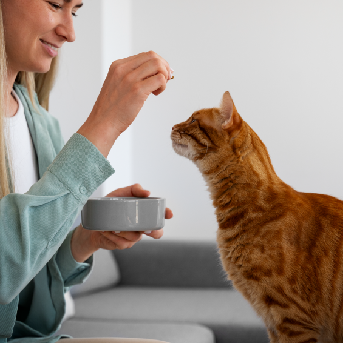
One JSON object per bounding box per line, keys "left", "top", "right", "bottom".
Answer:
{"left": 4, "top": 90, "right": 39, "bottom": 194}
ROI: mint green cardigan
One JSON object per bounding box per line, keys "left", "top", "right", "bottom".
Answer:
{"left": 0, "top": 83, "right": 115, "bottom": 342}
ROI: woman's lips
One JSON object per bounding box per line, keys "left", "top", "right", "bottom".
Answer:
{"left": 40, "top": 39, "right": 58, "bottom": 57}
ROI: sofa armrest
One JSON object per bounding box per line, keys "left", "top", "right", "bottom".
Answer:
{"left": 112, "top": 239, "right": 232, "bottom": 288}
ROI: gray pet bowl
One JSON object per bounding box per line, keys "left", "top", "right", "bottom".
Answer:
{"left": 81, "top": 197, "right": 166, "bottom": 231}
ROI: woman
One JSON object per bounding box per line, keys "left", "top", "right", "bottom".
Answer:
{"left": 0, "top": 0, "right": 173, "bottom": 342}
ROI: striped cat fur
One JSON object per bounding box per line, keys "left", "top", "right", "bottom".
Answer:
{"left": 171, "top": 91, "right": 343, "bottom": 343}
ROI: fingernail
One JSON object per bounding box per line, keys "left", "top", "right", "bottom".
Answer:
{"left": 171, "top": 67, "right": 175, "bottom": 72}
{"left": 144, "top": 231, "right": 152, "bottom": 234}
{"left": 114, "top": 231, "right": 120, "bottom": 234}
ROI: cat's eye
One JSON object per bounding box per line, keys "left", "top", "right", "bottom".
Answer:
{"left": 190, "top": 119, "right": 196, "bottom": 124}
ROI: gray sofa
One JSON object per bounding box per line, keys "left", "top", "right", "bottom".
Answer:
{"left": 56, "top": 239, "right": 269, "bottom": 343}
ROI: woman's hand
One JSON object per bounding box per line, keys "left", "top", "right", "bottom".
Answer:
{"left": 70, "top": 184, "right": 173, "bottom": 263}
{"left": 77, "top": 51, "right": 173, "bottom": 158}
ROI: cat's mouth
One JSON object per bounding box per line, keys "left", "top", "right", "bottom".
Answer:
{"left": 172, "top": 141, "right": 188, "bottom": 149}
{"left": 173, "top": 142, "right": 188, "bottom": 148}
{"left": 171, "top": 134, "right": 190, "bottom": 158}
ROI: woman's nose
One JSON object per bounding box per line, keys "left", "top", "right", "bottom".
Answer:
{"left": 55, "top": 15, "right": 76, "bottom": 43}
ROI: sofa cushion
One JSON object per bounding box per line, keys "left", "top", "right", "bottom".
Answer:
{"left": 112, "top": 240, "right": 231, "bottom": 288}
{"left": 71, "top": 249, "right": 120, "bottom": 296}
{"left": 56, "top": 319, "right": 215, "bottom": 343}
{"left": 71, "top": 288, "right": 268, "bottom": 343}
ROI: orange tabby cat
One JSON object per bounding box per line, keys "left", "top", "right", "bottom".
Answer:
{"left": 171, "top": 91, "right": 343, "bottom": 343}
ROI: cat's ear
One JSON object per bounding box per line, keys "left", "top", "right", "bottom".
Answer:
{"left": 220, "top": 91, "right": 235, "bottom": 130}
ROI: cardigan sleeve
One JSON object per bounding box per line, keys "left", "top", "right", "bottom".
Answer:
{"left": 0, "top": 133, "right": 114, "bottom": 305}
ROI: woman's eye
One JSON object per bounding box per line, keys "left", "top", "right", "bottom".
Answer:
{"left": 49, "top": 2, "right": 61, "bottom": 10}
{"left": 49, "top": 2, "right": 78, "bottom": 17}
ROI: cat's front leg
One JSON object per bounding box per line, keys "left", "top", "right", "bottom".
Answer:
{"left": 267, "top": 328, "right": 279, "bottom": 343}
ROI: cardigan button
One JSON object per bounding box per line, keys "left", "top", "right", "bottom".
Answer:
{"left": 79, "top": 186, "right": 87, "bottom": 194}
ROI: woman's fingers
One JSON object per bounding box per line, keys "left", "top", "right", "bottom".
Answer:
{"left": 126, "top": 51, "right": 171, "bottom": 77}
{"left": 144, "top": 229, "right": 164, "bottom": 239}
{"left": 134, "top": 58, "right": 169, "bottom": 83}
{"left": 130, "top": 183, "right": 150, "bottom": 197}
{"left": 137, "top": 73, "right": 168, "bottom": 96}
{"left": 105, "top": 186, "right": 132, "bottom": 198}
{"left": 111, "top": 51, "right": 171, "bottom": 84}
{"left": 152, "top": 86, "right": 166, "bottom": 96}
{"left": 111, "top": 230, "right": 142, "bottom": 242}
{"left": 100, "top": 230, "right": 143, "bottom": 250}
{"left": 165, "top": 207, "right": 173, "bottom": 219}
{"left": 106, "top": 183, "right": 150, "bottom": 198}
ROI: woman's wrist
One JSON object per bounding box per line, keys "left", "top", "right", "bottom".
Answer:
{"left": 71, "top": 224, "right": 97, "bottom": 263}
{"left": 77, "top": 114, "right": 121, "bottom": 158}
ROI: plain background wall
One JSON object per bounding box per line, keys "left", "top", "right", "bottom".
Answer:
{"left": 50, "top": 0, "right": 343, "bottom": 241}
{"left": 50, "top": 0, "right": 134, "bottom": 198}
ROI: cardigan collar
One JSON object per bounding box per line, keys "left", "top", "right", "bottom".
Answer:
{"left": 13, "top": 83, "right": 55, "bottom": 179}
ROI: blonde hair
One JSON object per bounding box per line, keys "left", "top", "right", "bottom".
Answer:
{"left": 0, "top": 1, "right": 60, "bottom": 197}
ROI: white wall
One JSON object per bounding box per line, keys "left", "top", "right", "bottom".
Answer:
{"left": 50, "top": 0, "right": 343, "bottom": 241}
{"left": 130, "top": 0, "right": 343, "bottom": 240}
{"left": 101, "top": 0, "right": 134, "bottom": 194}
{"left": 49, "top": 0, "right": 103, "bottom": 197}
{"left": 49, "top": 0, "right": 134, "bottom": 196}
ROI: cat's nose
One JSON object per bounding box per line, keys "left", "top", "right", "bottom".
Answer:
{"left": 172, "top": 126, "right": 175, "bottom": 130}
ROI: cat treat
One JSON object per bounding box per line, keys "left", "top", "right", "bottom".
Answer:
{"left": 171, "top": 91, "right": 343, "bottom": 343}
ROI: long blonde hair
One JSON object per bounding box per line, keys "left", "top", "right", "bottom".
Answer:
{"left": 0, "top": 1, "right": 60, "bottom": 198}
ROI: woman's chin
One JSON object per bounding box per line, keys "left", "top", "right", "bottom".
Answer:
{"left": 29, "top": 59, "right": 54, "bottom": 74}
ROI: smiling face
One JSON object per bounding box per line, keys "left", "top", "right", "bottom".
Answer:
{"left": 1, "top": 0, "right": 83, "bottom": 75}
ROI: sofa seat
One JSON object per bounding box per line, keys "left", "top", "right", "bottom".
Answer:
{"left": 57, "top": 319, "right": 214, "bottom": 343}
{"left": 59, "top": 287, "right": 268, "bottom": 343}
{"left": 56, "top": 240, "right": 270, "bottom": 343}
